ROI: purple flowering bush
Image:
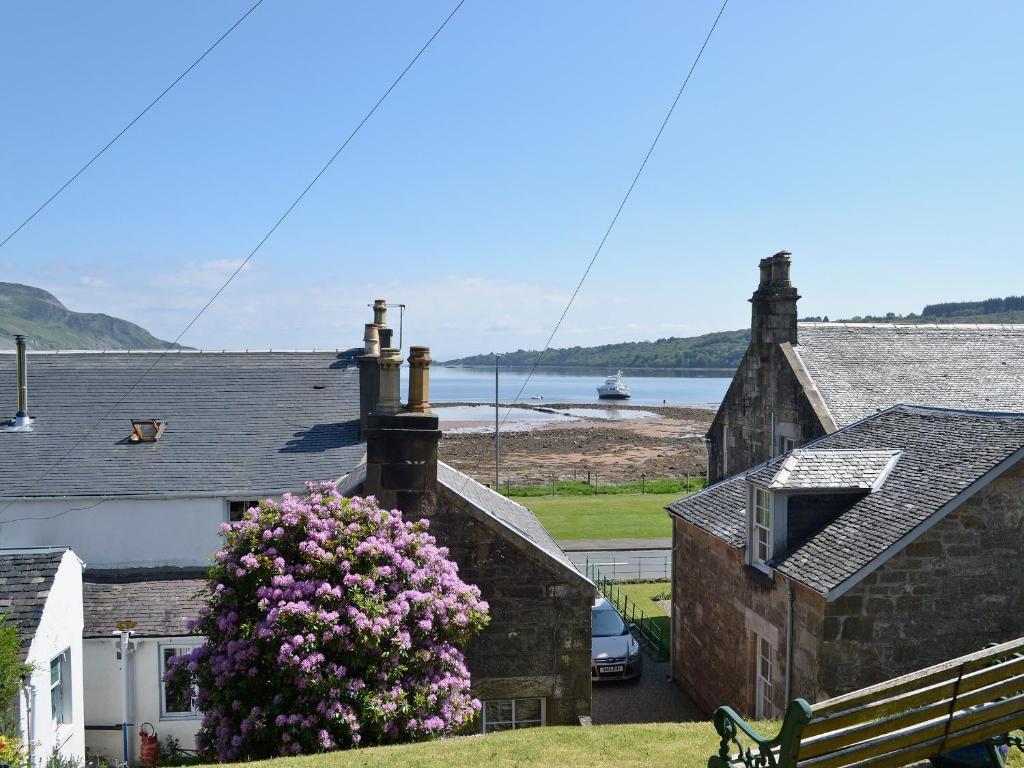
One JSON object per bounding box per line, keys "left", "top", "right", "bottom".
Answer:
{"left": 165, "top": 482, "right": 489, "bottom": 762}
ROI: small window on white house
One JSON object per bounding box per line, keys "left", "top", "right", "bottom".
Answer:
{"left": 755, "top": 635, "right": 774, "bottom": 720}
{"left": 482, "top": 698, "right": 545, "bottom": 733}
{"left": 228, "top": 499, "right": 260, "bottom": 523}
{"left": 753, "top": 489, "right": 773, "bottom": 567}
{"left": 160, "top": 644, "right": 201, "bottom": 718}
{"left": 50, "top": 649, "right": 72, "bottom": 726}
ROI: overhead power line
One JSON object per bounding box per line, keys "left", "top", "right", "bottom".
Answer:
{"left": 0, "top": 0, "right": 267, "bottom": 252}
{"left": 0, "top": 0, "right": 467, "bottom": 522}
{"left": 467, "top": 0, "right": 731, "bottom": 485}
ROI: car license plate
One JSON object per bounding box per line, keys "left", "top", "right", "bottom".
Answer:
{"left": 601, "top": 665, "right": 624, "bottom": 673}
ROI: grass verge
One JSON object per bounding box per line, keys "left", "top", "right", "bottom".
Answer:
{"left": 521, "top": 493, "right": 679, "bottom": 540}
{"left": 506, "top": 478, "right": 703, "bottom": 497}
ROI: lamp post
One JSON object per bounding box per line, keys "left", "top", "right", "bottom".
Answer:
{"left": 494, "top": 352, "right": 502, "bottom": 488}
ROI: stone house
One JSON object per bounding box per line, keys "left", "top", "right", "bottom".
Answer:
{"left": 1, "top": 547, "right": 85, "bottom": 768}
{"left": 668, "top": 404, "right": 1024, "bottom": 717}
{"left": 707, "top": 251, "right": 1024, "bottom": 482}
{"left": 339, "top": 319, "right": 595, "bottom": 731}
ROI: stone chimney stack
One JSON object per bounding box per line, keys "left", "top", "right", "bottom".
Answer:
{"left": 750, "top": 251, "right": 800, "bottom": 346}
{"left": 357, "top": 323, "right": 381, "bottom": 439}
{"left": 364, "top": 345, "right": 440, "bottom": 520}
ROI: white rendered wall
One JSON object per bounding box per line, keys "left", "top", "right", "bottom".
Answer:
{"left": 23, "top": 550, "right": 85, "bottom": 767}
{"left": 0, "top": 497, "right": 232, "bottom": 568}
{"left": 84, "top": 637, "right": 206, "bottom": 764}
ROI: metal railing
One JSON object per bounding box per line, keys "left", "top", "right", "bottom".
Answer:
{"left": 582, "top": 553, "right": 671, "bottom": 582}
{"left": 587, "top": 562, "right": 669, "bottom": 660}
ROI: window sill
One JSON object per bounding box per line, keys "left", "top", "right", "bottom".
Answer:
{"left": 160, "top": 713, "right": 202, "bottom": 722}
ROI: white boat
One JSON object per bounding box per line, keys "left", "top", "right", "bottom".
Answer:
{"left": 597, "top": 371, "right": 631, "bottom": 400}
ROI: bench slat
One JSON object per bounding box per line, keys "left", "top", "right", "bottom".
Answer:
{"left": 798, "top": 691, "right": 1024, "bottom": 768}
{"left": 810, "top": 637, "right": 1024, "bottom": 720}
{"left": 799, "top": 662, "right": 1024, "bottom": 755}
{"left": 833, "top": 710, "right": 1023, "bottom": 768}
{"left": 803, "top": 653, "right": 1024, "bottom": 739}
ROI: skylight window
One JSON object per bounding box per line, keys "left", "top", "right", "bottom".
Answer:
{"left": 129, "top": 419, "right": 165, "bottom": 443}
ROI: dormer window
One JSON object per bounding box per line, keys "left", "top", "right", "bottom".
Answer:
{"left": 753, "top": 488, "right": 773, "bottom": 567}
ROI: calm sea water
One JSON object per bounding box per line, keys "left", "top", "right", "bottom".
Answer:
{"left": 400, "top": 365, "right": 732, "bottom": 407}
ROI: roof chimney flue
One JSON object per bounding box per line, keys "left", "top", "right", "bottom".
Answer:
{"left": 406, "top": 346, "right": 431, "bottom": 413}
{"left": 373, "top": 299, "right": 394, "bottom": 349}
{"left": 5, "top": 334, "right": 32, "bottom": 431}
{"left": 749, "top": 251, "right": 800, "bottom": 346}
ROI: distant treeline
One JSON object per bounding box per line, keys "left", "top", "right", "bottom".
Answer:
{"left": 922, "top": 296, "right": 1024, "bottom": 317}
{"left": 445, "top": 329, "right": 751, "bottom": 369}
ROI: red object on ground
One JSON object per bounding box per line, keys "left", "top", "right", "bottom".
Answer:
{"left": 139, "top": 723, "right": 159, "bottom": 766}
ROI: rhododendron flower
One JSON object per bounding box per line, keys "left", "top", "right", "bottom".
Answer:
{"left": 164, "top": 482, "right": 488, "bottom": 762}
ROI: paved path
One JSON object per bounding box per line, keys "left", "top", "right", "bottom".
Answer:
{"left": 559, "top": 537, "right": 671, "bottom": 551}
{"left": 567, "top": 548, "right": 671, "bottom": 581}
{"left": 591, "top": 654, "right": 703, "bottom": 724}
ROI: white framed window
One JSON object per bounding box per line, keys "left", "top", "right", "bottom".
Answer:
{"left": 779, "top": 436, "right": 797, "bottom": 455}
{"left": 160, "top": 643, "right": 202, "bottom": 719}
{"left": 753, "top": 488, "right": 773, "bottom": 567}
{"left": 755, "top": 635, "right": 774, "bottom": 720}
{"left": 49, "top": 649, "right": 72, "bottom": 726}
{"left": 227, "top": 499, "right": 260, "bottom": 523}
{"left": 482, "top": 698, "right": 545, "bottom": 733}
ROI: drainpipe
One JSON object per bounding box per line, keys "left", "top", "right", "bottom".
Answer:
{"left": 116, "top": 630, "right": 136, "bottom": 765}
{"left": 21, "top": 677, "right": 35, "bottom": 768}
{"left": 784, "top": 575, "right": 795, "bottom": 703}
{"left": 669, "top": 517, "right": 677, "bottom": 682}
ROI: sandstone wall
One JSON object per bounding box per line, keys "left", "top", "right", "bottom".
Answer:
{"left": 433, "top": 487, "right": 595, "bottom": 727}
{"left": 707, "top": 344, "right": 826, "bottom": 482}
{"left": 820, "top": 459, "right": 1024, "bottom": 696}
{"left": 672, "top": 516, "right": 826, "bottom": 717}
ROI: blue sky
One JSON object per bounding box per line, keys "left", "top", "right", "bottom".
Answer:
{"left": 1, "top": 1, "right": 1022, "bottom": 359}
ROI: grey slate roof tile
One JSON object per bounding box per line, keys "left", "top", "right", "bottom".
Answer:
{"left": 747, "top": 449, "right": 901, "bottom": 490}
{"left": 667, "top": 405, "right": 1024, "bottom": 596}
{"left": 0, "top": 549, "right": 65, "bottom": 648}
{"left": 83, "top": 569, "right": 207, "bottom": 638}
{"left": 794, "top": 324, "right": 1024, "bottom": 427}
{"left": 0, "top": 350, "right": 365, "bottom": 498}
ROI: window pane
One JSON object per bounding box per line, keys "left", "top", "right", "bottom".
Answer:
{"left": 50, "top": 657, "right": 60, "bottom": 686}
{"left": 162, "top": 647, "right": 194, "bottom": 714}
{"left": 484, "top": 700, "right": 513, "bottom": 724}
{"left": 484, "top": 721, "right": 512, "bottom": 733}
{"left": 515, "top": 699, "right": 542, "bottom": 723}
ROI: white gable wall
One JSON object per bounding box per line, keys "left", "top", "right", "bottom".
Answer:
{"left": 0, "top": 497, "right": 236, "bottom": 568}
{"left": 84, "top": 635, "right": 207, "bottom": 764}
{"left": 21, "top": 550, "right": 85, "bottom": 767}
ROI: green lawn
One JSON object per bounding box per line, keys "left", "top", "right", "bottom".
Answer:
{"left": 522, "top": 492, "right": 678, "bottom": 540}
{"left": 211, "top": 722, "right": 1024, "bottom": 768}
{"left": 610, "top": 581, "right": 671, "bottom": 652}
{"left": 216, "top": 723, "right": 723, "bottom": 768}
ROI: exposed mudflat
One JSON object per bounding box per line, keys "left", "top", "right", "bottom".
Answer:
{"left": 437, "top": 402, "right": 713, "bottom": 485}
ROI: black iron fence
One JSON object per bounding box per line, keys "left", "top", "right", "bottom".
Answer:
{"left": 587, "top": 562, "right": 669, "bottom": 660}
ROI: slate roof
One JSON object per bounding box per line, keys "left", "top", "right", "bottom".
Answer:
{"left": 0, "top": 548, "right": 67, "bottom": 649}
{"left": 794, "top": 324, "right": 1024, "bottom": 427}
{"left": 0, "top": 350, "right": 365, "bottom": 499}
{"left": 437, "top": 462, "right": 591, "bottom": 586}
{"left": 668, "top": 405, "right": 1024, "bottom": 596}
{"left": 83, "top": 569, "right": 207, "bottom": 638}
{"left": 747, "top": 449, "right": 901, "bottom": 491}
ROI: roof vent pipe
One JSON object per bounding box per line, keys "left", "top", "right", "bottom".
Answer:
{"left": 5, "top": 335, "right": 32, "bottom": 431}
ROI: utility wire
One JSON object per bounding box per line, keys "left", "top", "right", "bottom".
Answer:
{"left": 467, "top": 0, "right": 730, "bottom": 486}
{"left": 0, "top": 0, "right": 267, "bottom": 252}
{"left": 0, "top": 0, "right": 467, "bottom": 522}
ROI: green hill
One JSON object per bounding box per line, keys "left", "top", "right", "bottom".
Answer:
{"left": 0, "top": 282, "right": 180, "bottom": 350}
{"left": 444, "top": 329, "right": 751, "bottom": 370}
{"left": 446, "top": 293, "right": 1024, "bottom": 371}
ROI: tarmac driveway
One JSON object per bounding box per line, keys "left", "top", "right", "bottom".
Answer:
{"left": 591, "top": 654, "right": 704, "bottom": 725}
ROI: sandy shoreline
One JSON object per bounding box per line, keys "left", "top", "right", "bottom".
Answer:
{"left": 436, "top": 401, "right": 714, "bottom": 485}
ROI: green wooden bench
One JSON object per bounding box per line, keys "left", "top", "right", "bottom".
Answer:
{"left": 709, "top": 637, "right": 1024, "bottom": 768}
